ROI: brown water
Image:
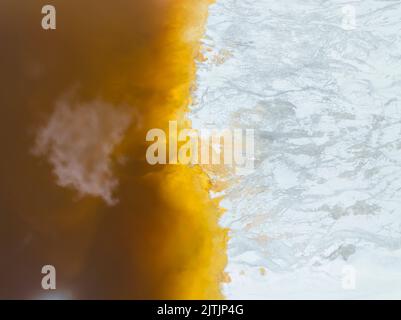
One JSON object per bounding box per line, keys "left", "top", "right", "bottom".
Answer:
{"left": 0, "top": 0, "right": 227, "bottom": 299}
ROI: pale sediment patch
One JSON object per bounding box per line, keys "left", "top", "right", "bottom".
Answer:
{"left": 33, "top": 98, "right": 132, "bottom": 205}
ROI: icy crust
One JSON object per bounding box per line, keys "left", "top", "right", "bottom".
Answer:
{"left": 191, "top": 0, "right": 401, "bottom": 299}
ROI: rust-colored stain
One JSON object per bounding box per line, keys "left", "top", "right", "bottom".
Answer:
{"left": 0, "top": 0, "right": 227, "bottom": 299}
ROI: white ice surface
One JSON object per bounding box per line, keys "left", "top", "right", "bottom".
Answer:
{"left": 191, "top": 0, "right": 401, "bottom": 299}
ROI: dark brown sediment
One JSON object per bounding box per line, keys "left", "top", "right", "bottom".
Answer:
{"left": 0, "top": 0, "right": 227, "bottom": 299}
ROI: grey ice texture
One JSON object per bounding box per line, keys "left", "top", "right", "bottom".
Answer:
{"left": 190, "top": 0, "right": 401, "bottom": 299}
